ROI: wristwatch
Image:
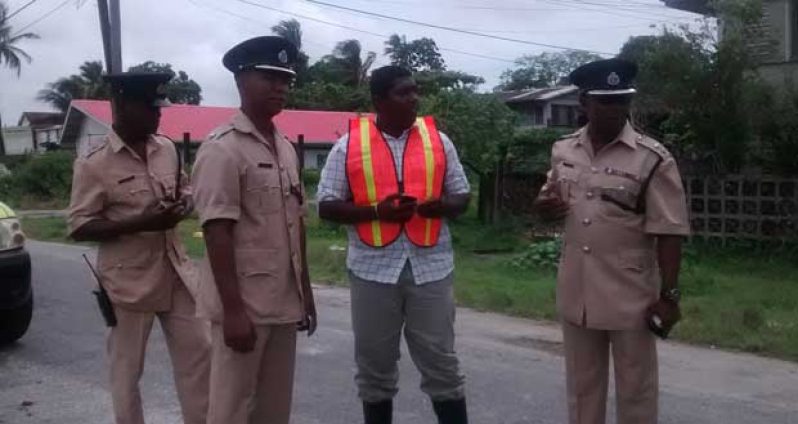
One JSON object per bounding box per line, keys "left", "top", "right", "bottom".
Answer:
{"left": 660, "top": 288, "right": 681, "bottom": 304}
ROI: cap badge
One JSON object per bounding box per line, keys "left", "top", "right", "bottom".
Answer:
{"left": 607, "top": 72, "right": 620, "bottom": 86}
{"left": 278, "top": 50, "right": 288, "bottom": 64}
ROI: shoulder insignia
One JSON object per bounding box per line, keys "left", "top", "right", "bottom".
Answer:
{"left": 557, "top": 129, "right": 581, "bottom": 140}
{"left": 83, "top": 141, "right": 106, "bottom": 158}
{"left": 208, "top": 124, "right": 235, "bottom": 141}
{"left": 637, "top": 135, "right": 671, "bottom": 159}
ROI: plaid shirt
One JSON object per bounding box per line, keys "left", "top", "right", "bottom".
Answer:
{"left": 316, "top": 128, "right": 470, "bottom": 285}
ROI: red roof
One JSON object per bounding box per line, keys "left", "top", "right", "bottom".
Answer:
{"left": 69, "top": 99, "right": 369, "bottom": 144}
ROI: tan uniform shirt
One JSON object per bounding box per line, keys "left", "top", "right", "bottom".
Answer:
{"left": 192, "top": 111, "right": 304, "bottom": 325}
{"left": 68, "top": 131, "right": 195, "bottom": 312}
{"left": 544, "top": 123, "right": 690, "bottom": 330}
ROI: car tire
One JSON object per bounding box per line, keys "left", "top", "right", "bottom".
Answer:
{"left": 0, "top": 295, "right": 33, "bottom": 345}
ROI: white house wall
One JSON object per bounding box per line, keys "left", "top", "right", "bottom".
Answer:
{"left": 1, "top": 127, "right": 35, "bottom": 155}
{"left": 76, "top": 118, "right": 110, "bottom": 157}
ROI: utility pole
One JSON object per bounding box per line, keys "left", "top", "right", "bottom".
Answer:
{"left": 109, "top": 0, "right": 122, "bottom": 73}
{"left": 97, "top": 0, "right": 122, "bottom": 74}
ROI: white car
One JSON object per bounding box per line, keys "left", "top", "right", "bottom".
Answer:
{"left": 0, "top": 201, "right": 32, "bottom": 345}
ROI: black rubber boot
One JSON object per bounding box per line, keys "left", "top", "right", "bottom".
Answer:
{"left": 363, "top": 399, "right": 393, "bottom": 424}
{"left": 432, "top": 398, "right": 468, "bottom": 424}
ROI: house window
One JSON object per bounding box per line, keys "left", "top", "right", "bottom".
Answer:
{"left": 534, "top": 105, "right": 544, "bottom": 125}
{"left": 549, "top": 105, "right": 579, "bottom": 127}
{"left": 316, "top": 153, "right": 329, "bottom": 169}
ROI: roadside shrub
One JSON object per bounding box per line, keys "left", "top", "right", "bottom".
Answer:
{"left": 510, "top": 237, "right": 562, "bottom": 271}
{"left": 0, "top": 152, "right": 74, "bottom": 207}
{"left": 303, "top": 168, "right": 321, "bottom": 191}
{"left": 13, "top": 151, "right": 74, "bottom": 200}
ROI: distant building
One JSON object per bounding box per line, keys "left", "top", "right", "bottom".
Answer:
{"left": 0, "top": 112, "right": 65, "bottom": 156}
{"left": 59, "top": 100, "right": 371, "bottom": 169}
{"left": 664, "top": 0, "right": 798, "bottom": 87}
{"left": 17, "top": 112, "right": 65, "bottom": 150}
{"left": 497, "top": 86, "right": 581, "bottom": 129}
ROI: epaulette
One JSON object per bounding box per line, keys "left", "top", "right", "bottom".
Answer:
{"left": 557, "top": 128, "right": 582, "bottom": 140}
{"left": 83, "top": 142, "right": 105, "bottom": 158}
{"left": 636, "top": 134, "right": 671, "bottom": 159}
{"left": 208, "top": 124, "right": 235, "bottom": 141}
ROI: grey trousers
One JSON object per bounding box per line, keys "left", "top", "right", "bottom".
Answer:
{"left": 349, "top": 264, "right": 465, "bottom": 402}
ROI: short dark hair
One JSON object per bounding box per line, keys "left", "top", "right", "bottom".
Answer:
{"left": 370, "top": 66, "right": 412, "bottom": 98}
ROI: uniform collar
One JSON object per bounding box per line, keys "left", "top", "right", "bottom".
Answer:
{"left": 578, "top": 121, "right": 638, "bottom": 149}
{"left": 233, "top": 110, "right": 284, "bottom": 144}
{"left": 107, "top": 129, "right": 160, "bottom": 154}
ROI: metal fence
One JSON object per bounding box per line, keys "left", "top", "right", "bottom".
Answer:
{"left": 685, "top": 175, "right": 798, "bottom": 245}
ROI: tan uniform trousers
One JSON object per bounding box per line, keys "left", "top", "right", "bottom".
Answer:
{"left": 207, "top": 323, "right": 298, "bottom": 424}
{"left": 108, "top": 281, "right": 211, "bottom": 424}
{"left": 563, "top": 320, "right": 658, "bottom": 424}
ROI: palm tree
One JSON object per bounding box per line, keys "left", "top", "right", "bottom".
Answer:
{"left": 37, "top": 60, "right": 110, "bottom": 112}
{"left": 271, "top": 19, "right": 302, "bottom": 51}
{"left": 0, "top": 1, "right": 39, "bottom": 155}
{"left": 0, "top": 2, "right": 39, "bottom": 76}
{"left": 330, "top": 39, "right": 376, "bottom": 87}
{"left": 271, "top": 19, "right": 310, "bottom": 86}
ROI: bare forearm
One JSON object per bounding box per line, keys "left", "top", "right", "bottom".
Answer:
{"left": 71, "top": 217, "right": 149, "bottom": 242}
{"left": 441, "top": 193, "right": 470, "bottom": 219}
{"left": 656, "top": 235, "right": 683, "bottom": 291}
{"left": 204, "top": 220, "right": 246, "bottom": 314}
{"left": 318, "top": 200, "right": 377, "bottom": 224}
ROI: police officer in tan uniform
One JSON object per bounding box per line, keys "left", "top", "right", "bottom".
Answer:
{"left": 68, "top": 73, "right": 210, "bottom": 424}
{"left": 535, "top": 59, "right": 690, "bottom": 424}
{"left": 192, "top": 36, "right": 317, "bottom": 424}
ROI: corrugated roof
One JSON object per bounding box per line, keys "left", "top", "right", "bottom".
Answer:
{"left": 68, "top": 99, "right": 371, "bottom": 144}
{"left": 498, "top": 85, "right": 579, "bottom": 104}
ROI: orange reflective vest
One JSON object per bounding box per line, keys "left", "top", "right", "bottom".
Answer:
{"left": 346, "top": 116, "right": 447, "bottom": 248}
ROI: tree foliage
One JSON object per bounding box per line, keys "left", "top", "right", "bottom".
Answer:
{"left": 37, "top": 61, "right": 109, "bottom": 112}
{"left": 0, "top": 1, "right": 38, "bottom": 76}
{"left": 286, "top": 82, "right": 370, "bottom": 112}
{"left": 271, "top": 19, "right": 311, "bottom": 87}
{"left": 421, "top": 89, "right": 517, "bottom": 176}
{"left": 38, "top": 60, "right": 203, "bottom": 111}
{"left": 312, "top": 39, "right": 376, "bottom": 88}
{"left": 421, "top": 89, "right": 518, "bottom": 222}
{"left": 618, "top": 0, "right": 767, "bottom": 173}
{"left": 127, "top": 61, "right": 203, "bottom": 105}
{"left": 384, "top": 34, "right": 445, "bottom": 72}
{"left": 497, "top": 50, "right": 603, "bottom": 91}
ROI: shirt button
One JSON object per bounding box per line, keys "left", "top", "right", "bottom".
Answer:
{"left": 591, "top": 166, "right": 598, "bottom": 173}
{"left": 582, "top": 218, "right": 591, "bottom": 226}
{"left": 582, "top": 246, "right": 591, "bottom": 254}
{"left": 586, "top": 191, "right": 594, "bottom": 199}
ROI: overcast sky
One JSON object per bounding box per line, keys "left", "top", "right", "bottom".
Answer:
{"left": 0, "top": 0, "right": 703, "bottom": 123}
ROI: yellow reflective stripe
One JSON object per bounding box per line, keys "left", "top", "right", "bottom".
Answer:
{"left": 416, "top": 118, "right": 436, "bottom": 245}
{"left": 359, "top": 118, "right": 382, "bottom": 246}
{"left": 416, "top": 118, "right": 435, "bottom": 200}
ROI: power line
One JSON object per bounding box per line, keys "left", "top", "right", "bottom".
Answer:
{"left": 12, "top": 0, "right": 73, "bottom": 35}
{"left": 6, "top": 0, "right": 41, "bottom": 20}
{"left": 538, "top": 0, "right": 698, "bottom": 22}
{"left": 303, "top": 0, "right": 614, "bottom": 55}
{"left": 227, "top": 0, "right": 519, "bottom": 64}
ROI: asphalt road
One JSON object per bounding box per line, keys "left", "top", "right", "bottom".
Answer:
{"left": 1, "top": 241, "right": 797, "bottom": 423}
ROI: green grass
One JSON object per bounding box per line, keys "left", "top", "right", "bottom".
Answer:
{"left": 20, "top": 215, "right": 798, "bottom": 361}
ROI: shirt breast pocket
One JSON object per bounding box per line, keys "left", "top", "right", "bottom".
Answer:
{"left": 598, "top": 174, "right": 642, "bottom": 216}
{"left": 110, "top": 176, "right": 152, "bottom": 207}
{"left": 555, "top": 162, "right": 581, "bottom": 202}
{"left": 245, "top": 165, "right": 282, "bottom": 214}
